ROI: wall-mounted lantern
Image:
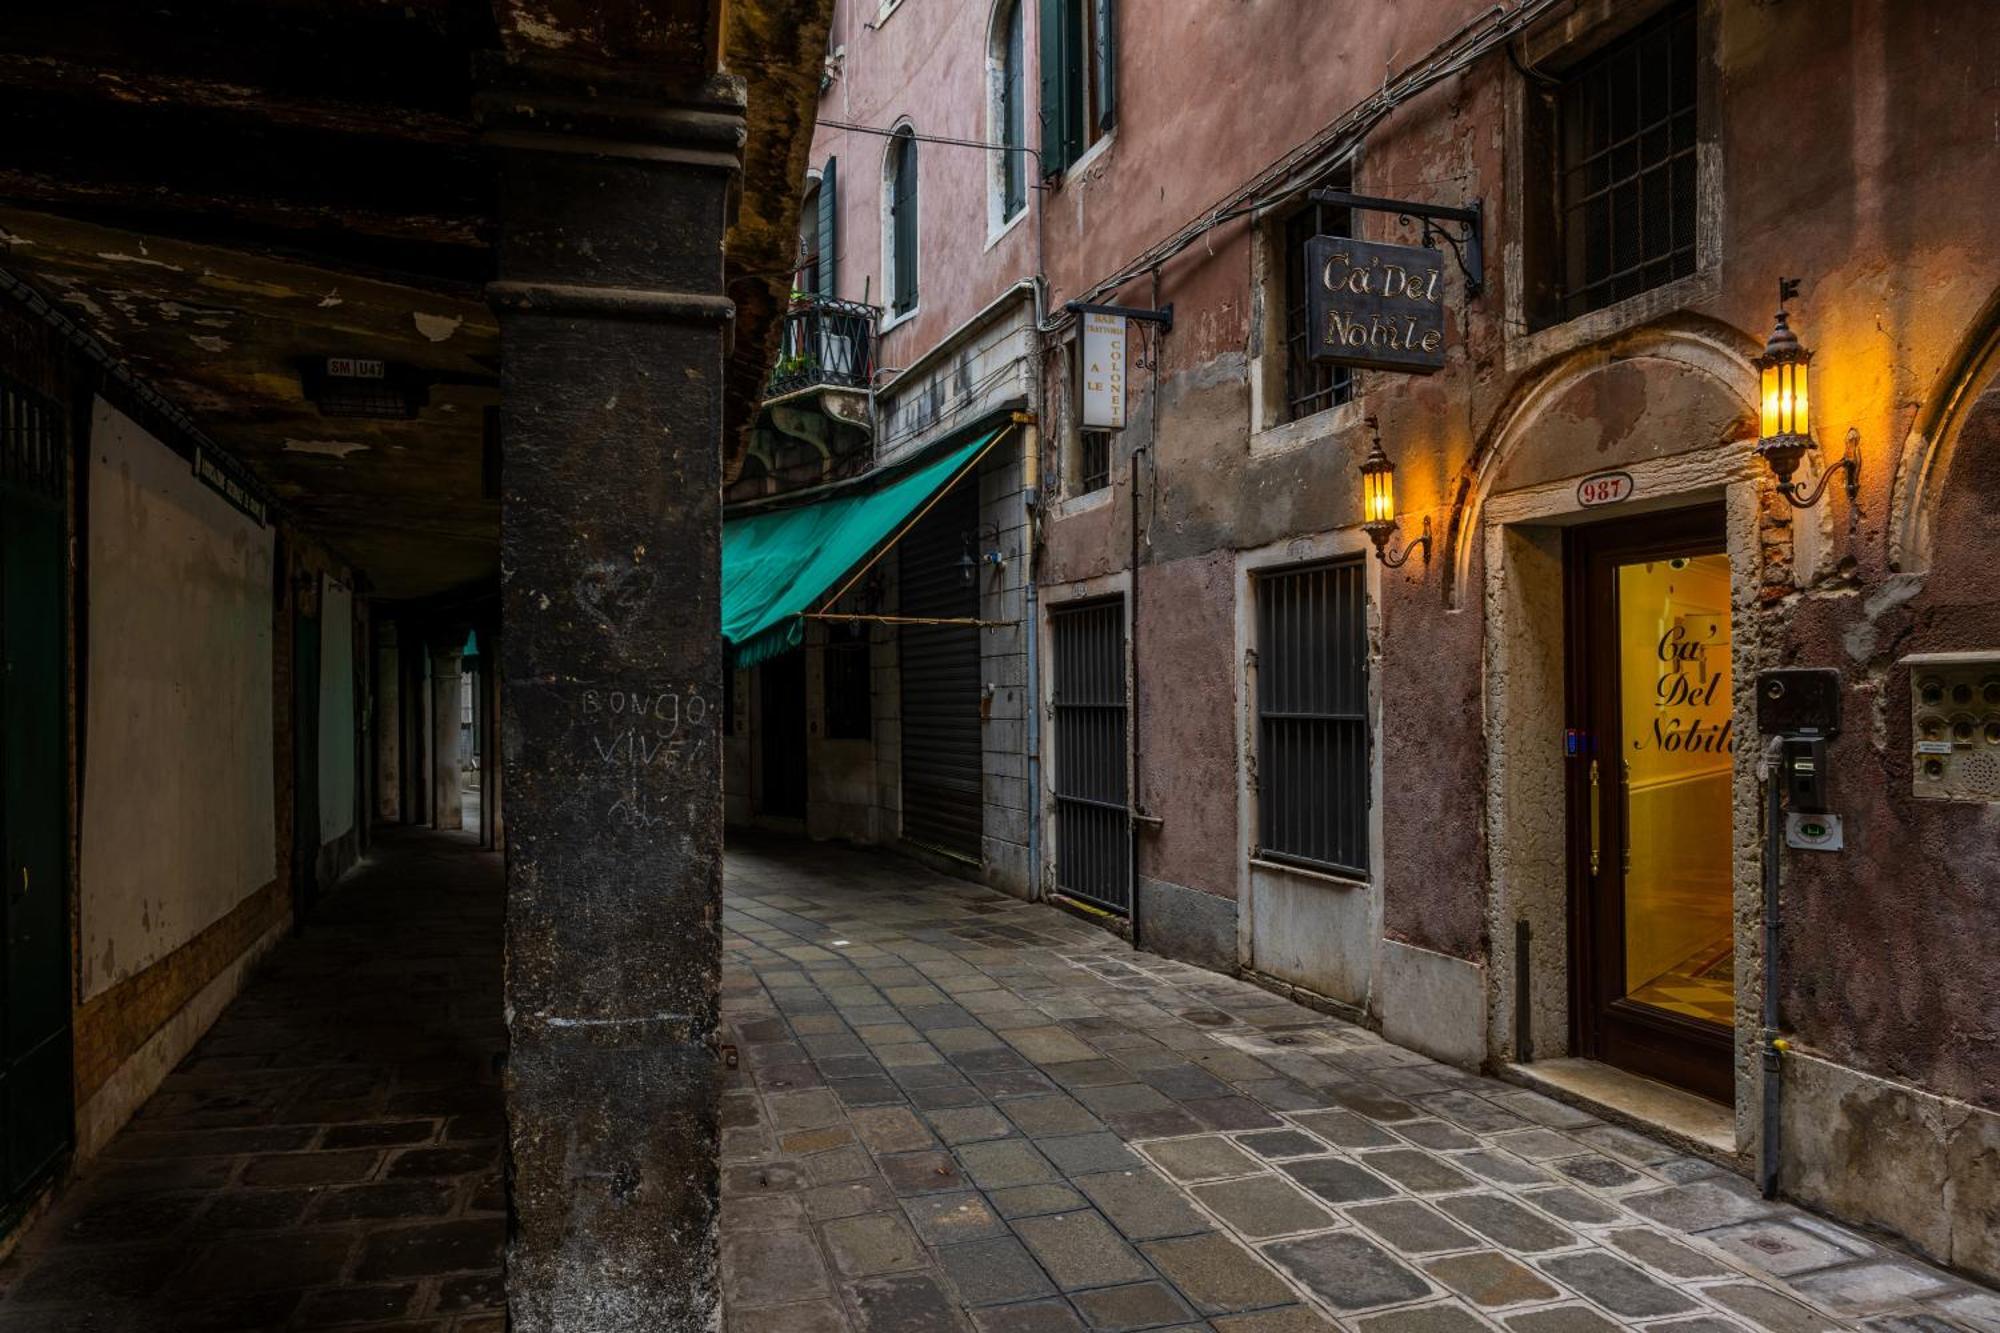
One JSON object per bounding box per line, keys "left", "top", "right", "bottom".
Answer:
{"left": 1754, "top": 279, "right": 1858, "bottom": 509}
{"left": 1359, "top": 418, "right": 1431, "bottom": 568}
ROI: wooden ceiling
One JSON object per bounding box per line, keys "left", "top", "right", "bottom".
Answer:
{"left": 0, "top": 0, "right": 822, "bottom": 604}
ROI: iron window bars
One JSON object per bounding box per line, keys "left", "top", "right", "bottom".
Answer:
{"left": 1557, "top": 4, "right": 1698, "bottom": 320}
{"left": 1052, "top": 597, "right": 1130, "bottom": 913}
{"left": 1255, "top": 559, "right": 1369, "bottom": 877}
{"left": 1283, "top": 167, "right": 1355, "bottom": 423}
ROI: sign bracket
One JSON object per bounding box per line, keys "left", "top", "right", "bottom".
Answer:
{"left": 1310, "top": 190, "right": 1483, "bottom": 297}
{"left": 1064, "top": 301, "right": 1174, "bottom": 331}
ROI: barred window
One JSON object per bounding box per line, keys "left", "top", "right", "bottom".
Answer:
{"left": 1256, "top": 559, "right": 1369, "bottom": 877}
{"left": 823, "top": 627, "right": 872, "bottom": 740}
{"left": 1078, "top": 429, "right": 1111, "bottom": 495}
{"left": 1281, "top": 163, "right": 1353, "bottom": 423}
{"left": 1557, "top": 4, "right": 1698, "bottom": 320}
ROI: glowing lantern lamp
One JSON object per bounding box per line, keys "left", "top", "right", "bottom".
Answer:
{"left": 1359, "top": 419, "right": 1431, "bottom": 568}
{"left": 1754, "top": 278, "right": 1857, "bottom": 509}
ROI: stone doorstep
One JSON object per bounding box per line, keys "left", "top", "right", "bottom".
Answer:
{"left": 1500, "top": 1061, "right": 1735, "bottom": 1164}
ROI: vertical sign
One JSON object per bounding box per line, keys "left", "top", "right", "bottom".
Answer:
{"left": 1080, "top": 313, "right": 1127, "bottom": 430}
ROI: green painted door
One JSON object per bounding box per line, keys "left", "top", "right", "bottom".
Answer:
{"left": 1, "top": 378, "right": 72, "bottom": 1228}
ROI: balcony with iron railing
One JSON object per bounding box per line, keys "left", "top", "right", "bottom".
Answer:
{"left": 766, "top": 294, "right": 878, "bottom": 398}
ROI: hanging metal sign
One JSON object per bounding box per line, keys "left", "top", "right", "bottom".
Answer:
{"left": 1305, "top": 235, "right": 1447, "bottom": 374}
{"left": 1080, "top": 312, "right": 1127, "bottom": 430}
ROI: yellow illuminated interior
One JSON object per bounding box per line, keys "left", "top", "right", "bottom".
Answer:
{"left": 1759, "top": 357, "right": 1809, "bottom": 440}
{"left": 1363, "top": 464, "right": 1396, "bottom": 525}
{"left": 1617, "top": 554, "right": 1734, "bottom": 1027}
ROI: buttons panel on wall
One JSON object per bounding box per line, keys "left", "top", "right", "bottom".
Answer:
{"left": 1908, "top": 652, "right": 2000, "bottom": 801}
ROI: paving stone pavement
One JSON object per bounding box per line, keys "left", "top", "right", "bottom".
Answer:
{"left": 0, "top": 826, "right": 505, "bottom": 1332}
{"left": 719, "top": 836, "right": 2000, "bottom": 1333}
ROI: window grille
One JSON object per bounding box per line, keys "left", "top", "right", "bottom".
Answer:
{"left": 1052, "top": 598, "right": 1129, "bottom": 913}
{"left": 1282, "top": 164, "right": 1354, "bottom": 423}
{"left": 0, "top": 375, "right": 66, "bottom": 504}
{"left": 1078, "top": 429, "right": 1110, "bottom": 495}
{"left": 1255, "top": 559, "right": 1369, "bottom": 877}
{"left": 823, "top": 629, "right": 873, "bottom": 740}
{"left": 1558, "top": 4, "right": 1698, "bottom": 319}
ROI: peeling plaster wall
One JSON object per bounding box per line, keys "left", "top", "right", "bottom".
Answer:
{"left": 1778, "top": 378, "right": 2000, "bottom": 1114}
{"left": 79, "top": 397, "right": 275, "bottom": 999}
{"left": 1031, "top": 0, "right": 2000, "bottom": 1139}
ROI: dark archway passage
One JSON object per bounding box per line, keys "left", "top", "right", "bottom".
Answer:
{"left": 0, "top": 825, "right": 503, "bottom": 1330}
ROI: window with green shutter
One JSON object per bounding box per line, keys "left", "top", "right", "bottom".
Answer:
{"left": 998, "top": 0, "right": 1026, "bottom": 219}
{"left": 816, "top": 155, "right": 837, "bottom": 298}
{"left": 1039, "top": 0, "right": 1114, "bottom": 176}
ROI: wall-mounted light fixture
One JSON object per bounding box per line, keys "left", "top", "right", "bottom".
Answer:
{"left": 1359, "top": 418, "right": 1431, "bottom": 568}
{"left": 959, "top": 525, "right": 1006, "bottom": 586}
{"left": 1754, "top": 279, "right": 1858, "bottom": 510}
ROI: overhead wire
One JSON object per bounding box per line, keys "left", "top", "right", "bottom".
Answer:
{"left": 1042, "top": 0, "right": 1564, "bottom": 331}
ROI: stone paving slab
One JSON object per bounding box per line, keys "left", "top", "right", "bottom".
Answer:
{"left": 0, "top": 826, "right": 505, "bottom": 1332}
{"left": 717, "top": 835, "right": 1997, "bottom": 1333}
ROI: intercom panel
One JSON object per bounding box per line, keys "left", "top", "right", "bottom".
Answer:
{"left": 1756, "top": 668, "right": 1842, "bottom": 737}
{"left": 1906, "top": 652, "right": 2000, "bottom": 802}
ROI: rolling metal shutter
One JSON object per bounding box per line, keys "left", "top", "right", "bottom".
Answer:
{"left": 898, "top": 477, "right": 982, "bottom": 861}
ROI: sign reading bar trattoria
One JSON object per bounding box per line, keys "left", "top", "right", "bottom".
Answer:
{"left": 1080, "top": 312, "right": 1128, "bottom": 430}
{"left": 1305, "top": 235, "right": 1447, "bottom": 374}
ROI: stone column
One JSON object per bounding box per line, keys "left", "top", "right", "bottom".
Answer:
{"left": 431, "top": 645, "right": 464, "bottom": 830}
{"left": 479, "top": 620, "right": 502, "bottom": 850}
{"left": 413, "top": 639, "right": 433, "bottom": 825}
{"left": 483, "top": 70, "right": 740, "bottom": 1331}
{"left": 375, "top": 620, "right": 402, "bottom": 822}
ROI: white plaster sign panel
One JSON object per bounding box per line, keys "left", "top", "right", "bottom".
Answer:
{"left": 318, "top": 577, "right": 356, "bottom": 841}
{"left": 80, "top": 398, "right": 276, "bottom": 998}
{"left": 1081, "top": 312, "right": 1127, "bottom": 430}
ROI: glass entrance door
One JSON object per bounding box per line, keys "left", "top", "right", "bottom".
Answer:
{"left": 1568, "top": 508, "right": 1735, "bottom": 1102}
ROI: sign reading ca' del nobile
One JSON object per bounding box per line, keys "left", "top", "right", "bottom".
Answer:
{"left": 1305, "top": 235, "right": 1448, "bottom": 374}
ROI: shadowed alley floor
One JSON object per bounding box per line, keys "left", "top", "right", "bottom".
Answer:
{"left": 5, "top": 830, "right": 1997, "bottom": 1332}
{"left": 718, "top": 836, "right": 2000, "bottom": 1333}
{"left": 0, "top": 826, "right": 505, "bottom": 1332}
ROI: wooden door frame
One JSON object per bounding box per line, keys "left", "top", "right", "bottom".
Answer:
{"left": 1564, "top": 504, "right": 1734, "bottom": 1103}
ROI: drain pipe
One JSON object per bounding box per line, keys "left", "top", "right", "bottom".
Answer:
{"left": 1759, "top": 734, "right": 1788, "bottom": 1199}
{"left": 1019, "top": 410, "right": 1043, "bottom": 901}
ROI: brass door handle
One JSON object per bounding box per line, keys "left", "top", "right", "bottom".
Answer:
{"left": 1589, "top": 758, "right": 1602, "bottom": 877}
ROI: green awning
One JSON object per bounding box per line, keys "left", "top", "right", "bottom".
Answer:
{"left": 722, "top": 429, "right": 1001, "bottom": 669}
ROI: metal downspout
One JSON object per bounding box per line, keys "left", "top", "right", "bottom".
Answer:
{"left": 1021, "top": 416, "right": 1042, "bottom": 902}
{"left": 1126, "top": 269, "right": 1164, "bottom": 946}
{"left": 1760, "top": 735, "right": 1786, "bottom": 1199}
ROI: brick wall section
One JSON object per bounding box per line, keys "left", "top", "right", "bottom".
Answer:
{"left": 69, "top": 877, "right": 289, "bottom": 1103}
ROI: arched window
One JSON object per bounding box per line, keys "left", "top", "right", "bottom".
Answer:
{"left": 885, "top": 127, "right": 919, "bottom": 318}
{"left": 798, "top": 178, "right": 822, "bottom": 296}
{"left": 797, "top": 157, "right": 836, "bottom": 298}
{"left": 990, "top": 0, "right": 1026, "bottom": 226}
